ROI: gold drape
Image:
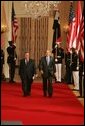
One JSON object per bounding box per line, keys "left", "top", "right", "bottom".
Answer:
{"left": 17, "top": 17, "right": 48, "bottom": 67}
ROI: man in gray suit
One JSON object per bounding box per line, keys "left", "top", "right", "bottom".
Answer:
{"left": 19, "top": 52, "right": 36, "bottom": 96}
{"left": 39, "top": 50, "right": 56, "bottom": 97}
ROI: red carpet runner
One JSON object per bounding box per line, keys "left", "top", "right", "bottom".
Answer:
{"left": 1, "top": 82, "right": 84, "bottom": 125}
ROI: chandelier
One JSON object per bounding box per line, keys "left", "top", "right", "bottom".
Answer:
{"left": 23, "top": 1, "right": 61, "bottom": 18}
{"left": 1, "top": 24, "right": 7, "bottom": 33}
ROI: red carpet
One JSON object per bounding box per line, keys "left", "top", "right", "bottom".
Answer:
{"left": 1, "top": 82, "right": 84, "bottom": 125}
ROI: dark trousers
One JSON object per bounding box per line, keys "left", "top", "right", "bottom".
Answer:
{"left": 65, "top": 67, "right": 72, "bottom": 84}
{"left": 79, "top": 74, "right": 84, "bottom": 97}
{"left": 1, "top": 64, "right": 3, "bottom": 80}
{"left": 1, "top": 64, "right": 5, "bottom": 81}
{"left": 8, "top": 62, "right": 16, "bottom": 81}
{"left": 21, "top": 76, "right": 33, "bottom": 96}
{"left": 42, "top": 76, "right": 53, "bottom": 96}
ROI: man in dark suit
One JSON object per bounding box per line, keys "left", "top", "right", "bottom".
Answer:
{"left": 7, "top": 41, "right": 17, "bottom": 83}
{"left": 39, "top": 50, "right": 56, "bottom": 97}
{"left": 19, "top": 52, "right": 36, "bottom": 97}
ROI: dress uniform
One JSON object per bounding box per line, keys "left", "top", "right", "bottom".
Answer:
{"left": 7, "top": 41, "right": 17, "bottom": 83}
{"left": 1, "top": 49, "right": 5, "bottom": 81}
{"left": 53, "top": 43, "right": 64, "bottom": 82}
{"left": 71, "top": 49, "right": 79, "bottom": 90}
{"left": 79, "top": 61, "right": 84, "bottom": 97}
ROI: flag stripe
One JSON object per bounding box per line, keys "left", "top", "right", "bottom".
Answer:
{"left": 66, "top": 2, "right": 75, "bottom": 52}
{"left": 67, "top": 1, "right": 84, "bottom": 58}
{"left": 79, "top": 9, "right": 84, "bottom": 62}
{"left": 12, "top": 2, "right": 18, "bottom": 43}
{"left": 73, "top": 1, "right": 82, "bottom": 50}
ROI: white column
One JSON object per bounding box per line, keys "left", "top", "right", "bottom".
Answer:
{"left": 3, "top": 1, "right": 12, "bottom": 79}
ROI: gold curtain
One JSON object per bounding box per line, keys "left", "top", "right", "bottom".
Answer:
{"left": 18, "top": 17, "right": 48, "bottom": 67}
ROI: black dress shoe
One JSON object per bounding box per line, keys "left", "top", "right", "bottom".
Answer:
{"left": 72, "top": 89, "right": 79, "bottom": 91}
{"left": 44, "top": 93, "right": 47, "bottom": 97}
{"left": 55, "top": 81, "right": 58, "bottom": 83}
{"left": 9, "top": 80, "right": 16, "bottom": 83}
{"left": 12, "top": 81, "right": 16, "bottom": 83}
{"left": 57, "top": 81, "right": 61, "bottom": 83}
{"left": 43, "top": 91, "right": 47, "bottom": 97}
{"left": 27, "top": 92, "right": 31, "bottom": 96}
{"left": 48, "top": 95, "right": 52, "bottom": 98}
{"left": 77, "top": 96, "right": 84, "bottom": 98}
{"left": 23, "top": 94, "right": 27, "bottom": 97}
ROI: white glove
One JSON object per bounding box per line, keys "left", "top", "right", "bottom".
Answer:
{"left": 41, "top": 70, "right": 43, "bottom": 74}
{"left": 33, "top": 74, "right": 38, "bottom": 80}
{"left": 32, "top": 76, "right": 35, "bottom": 80}
{"left": 55, "top": 59, "right": 58, "bottom": 62}
{"left": 57, "top": 56, "right": 61, "bottom": 58}
{"left": 35, "top": 74, "right": 38, "bottom": 77}
{"left": 14, "top": 58, "right": 16, "bottom": 60}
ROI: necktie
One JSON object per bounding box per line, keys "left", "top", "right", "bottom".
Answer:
{"left": 25, "top": 59, "right": 29, "bottom": 65}
{"left": 46, "top": 56, "right": 50, "bottom": 65}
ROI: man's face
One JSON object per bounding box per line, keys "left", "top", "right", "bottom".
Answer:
{"left": 25, "top": 52, "right": 29, "bottom": 60}
{"left": 46, "top": 50, "right": 51, "bottom": 57}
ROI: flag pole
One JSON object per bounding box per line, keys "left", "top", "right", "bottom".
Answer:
{"left": 70, "top": 50, "right": 72, "bottom": 83}
{"left": 81, "top": 63, "right": 84, "bottom": 97}
{"left": 55, "top": 28, "right": 58, "bottom": 59}
{"left": 12, "top": 1, "right": 13, "bottom": 43}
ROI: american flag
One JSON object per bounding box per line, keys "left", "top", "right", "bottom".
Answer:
{"left": 52, "top": 9, "right": 62, "bottom": 50}
{"left": 78, "top": 8, "right": 84, "bottom": 62}
{"left": 66, "top": 1, "right": 75, "bottom": 52}
{"left": 72, "top": 1, "right": 84, "bottom": 62}
{"left": 72, "top": 1, "right": 82, "bottom": 50}
{"left": 12, "top": 2, "right": 18, "bottom": 43}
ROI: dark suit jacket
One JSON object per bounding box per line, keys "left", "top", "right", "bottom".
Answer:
{"left": 19, "top": 58, "right": 36, "bottom": 80}
{"left": 39, "top": 56, "right": 56, "bottom": 78}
